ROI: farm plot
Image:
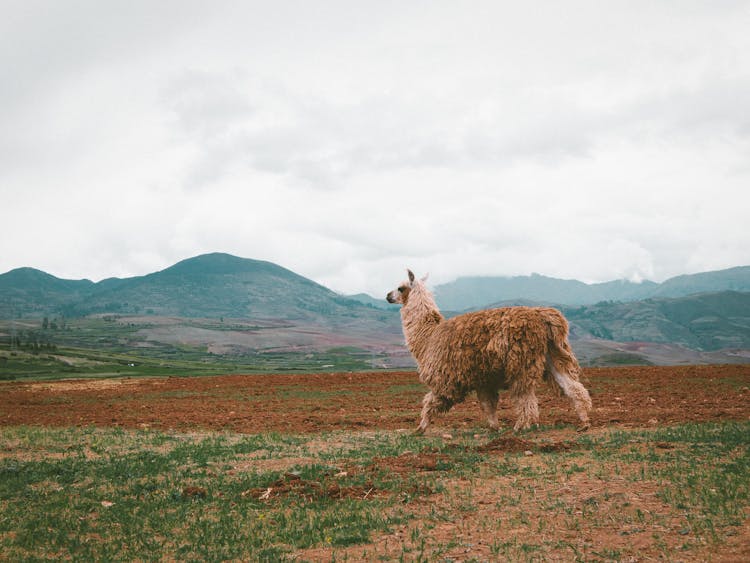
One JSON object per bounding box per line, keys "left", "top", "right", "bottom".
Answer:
{"left": 0, "top": 365, "right": 749, "bottom": 560}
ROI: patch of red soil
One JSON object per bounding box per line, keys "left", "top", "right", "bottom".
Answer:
{"left": 241, "top": 472, "right": 381, "bottom": 502}
{"left": 476, "top": 435, "right": 576, "bottom": 453}
{"left": 181, "top": 486, "right": 208, "bottom": 499}
{"left": 1, "top": 365, "right": 749, "bottom": 433}
{"left": 370, "top": 451, "right": 449, "bottom": 474}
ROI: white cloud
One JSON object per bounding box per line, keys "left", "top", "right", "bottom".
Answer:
{"left": 1, "top": 1, "right": 749, "bottom": 297}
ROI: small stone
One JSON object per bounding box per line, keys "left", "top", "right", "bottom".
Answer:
{"left": 524, "top": 450, "right": 534, "bottom": 456}
{"left": 648, "top": 418, "right": 658, "bottom": 425}
{"left": 442, "top": 433, "right": 453, "bottom": 440}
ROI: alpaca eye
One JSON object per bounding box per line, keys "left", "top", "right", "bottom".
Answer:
{"left": 398, "top": 287, "right": 405, "bottom": 293}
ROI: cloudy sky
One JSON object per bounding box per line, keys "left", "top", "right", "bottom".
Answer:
{"left": 1, "top": 1, "right": 749, "bottom": 296}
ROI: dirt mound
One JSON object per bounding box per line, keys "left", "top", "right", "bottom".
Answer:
{"left": 181, "top": 486, "right": 208, "bottom": 499}
{"left": 370, "top": 452, "right": 450, "bottom": 474}
{"left": 477, "top": 436, "right": 577, "bottom": 453}
{"left": 241, "top": 473, "right": 381, "bottom": 502}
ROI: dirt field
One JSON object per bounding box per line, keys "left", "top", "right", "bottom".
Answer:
{"left": 2, "top": 365, "right": 749, "bottom": 433}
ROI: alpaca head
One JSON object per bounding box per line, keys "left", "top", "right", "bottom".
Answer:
{"left": 386, "top": 269, "right": 428, "bottom": 305}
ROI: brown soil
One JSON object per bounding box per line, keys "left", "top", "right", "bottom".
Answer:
{"left": 1, "top": 365, "right": 749, "bottom": 433}
{"left": 475, "top": 435, "right": 578, "bottom": 453}
{"left": 241, "top": 472, "right": 383, "bottom": 503}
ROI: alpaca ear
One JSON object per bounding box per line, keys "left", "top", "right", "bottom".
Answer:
{"left": 421, "top": 273, "right": 429, "bottom": 282}
{"left": 407, "top": 269, "right": 415, "bottom": 284}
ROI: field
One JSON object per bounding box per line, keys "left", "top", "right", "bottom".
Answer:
{"left": 0, "top": 315, "right": 409, "bottom": 378}
{"left": 1, "top": 365, "right": 749, "bottom": 561}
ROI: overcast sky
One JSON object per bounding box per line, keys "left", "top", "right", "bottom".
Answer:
{"left": 1, "top": 1, "right": 749, "bottom": 296}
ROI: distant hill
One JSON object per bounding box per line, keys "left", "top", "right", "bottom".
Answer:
{"left": 0, "top": 253, "right": 392, "bottom": 322}
{"left": 78, "top": 253, "right": 349, "bottom": 320}
{"left": 0, "top": 268, "right": 95, "bottom": 318}
{"left": 562, "top": 291, "right": 750, "bottom": 351}
{"left": 433, "top": 266, "right": 750, "bottom": 310}
{"left": 650, "top": 267, "right": 750, "bottom": 298}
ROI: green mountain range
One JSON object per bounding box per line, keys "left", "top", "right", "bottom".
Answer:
{"left": 1, "top": 254, "right": 749, "bottom": 365}
{"left": 433, "top": 267, "right": 750, "bottom": 310}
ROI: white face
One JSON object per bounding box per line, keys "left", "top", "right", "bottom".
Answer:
{"left": 386, "top": 280, "right": 411, "bottom": 305}
{"left": 386, "top": 270, "right": 416, "bottom": 305}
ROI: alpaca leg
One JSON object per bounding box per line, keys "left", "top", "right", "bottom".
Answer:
{"left": 416, "top": 391, "right": 454, "bottom": 434}
{"left": 416, "top": 392, "right": 434, "bottom": 434}
{"left": 509, "top": 356, "right": 544, "bottom": 431}
{"left": 512, "top": 390, "right": 540, "bottom": 431}
{"left": 476, "top": 387, "right": 500, "bottom": 430}
{"left": 550, "top": 366, "right": 593, "bottom": 431}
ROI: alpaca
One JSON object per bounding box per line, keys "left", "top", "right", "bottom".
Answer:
{"left": 386, "top": 270, "right": 592, "bottom": 433}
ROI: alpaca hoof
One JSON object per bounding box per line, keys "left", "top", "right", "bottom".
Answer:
{"left": 576, "top": 422, "right": 591, "bottom": 433}
{"left": 513, "top": 422, "right": 533, "bottom": 432}
{"left": 414, "top": 425, "right": 426, "bottom": 435}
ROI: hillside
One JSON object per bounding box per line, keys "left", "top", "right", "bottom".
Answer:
{"left": 650, "top": 266, "right": 750, "bottom": 298}
{"left": 0, "top": 268, "right": 95, "bottom": 318}
{"left": 0, "top": 253, "right": 388, "bottom": 322}
{"left": 346, "top": 293, "right": 394, "bottom": 310}
{"left": 76, "top": 253, "right": 355, "bottom": 320}
{"left": 433, "top": 266, "right": 750, "bottom": 310}
{"left": 562, "top": 291, "right": 750, "bottom": 351}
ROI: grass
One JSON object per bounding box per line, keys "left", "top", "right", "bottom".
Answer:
{"left": 0, "top": 422, "right": 747, "bottom": 561}
{"left": 611, "top": 424, "right": 749, "bottom": 536}
{"left": 0, "top": 427, "right": 454, "bottom": 560}
{"left": 0, "top": 343, "right": 386, "bottom": 381}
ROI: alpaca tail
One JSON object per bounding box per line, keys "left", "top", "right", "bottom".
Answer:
{"left": 542, "top": 309, "right": 581, "bottom": 382}
{"left": 544, "top": 309, "right": 592, "bottom": 428}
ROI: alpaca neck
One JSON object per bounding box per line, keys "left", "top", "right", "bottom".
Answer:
{"left": 401, "top": 285, "right": 443, "bottom": 364}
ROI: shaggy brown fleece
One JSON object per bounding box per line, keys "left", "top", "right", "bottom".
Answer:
{"left": 387, "top": 270, "right": 592, "bottom": 433}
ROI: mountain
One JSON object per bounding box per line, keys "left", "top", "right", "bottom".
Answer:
{"left": 433, "top": 274, "right": 651, "bottom": 310}
{"left": 0, "top": 253, "right": 389, "bottom": 322}
{"left": 562, "top": 291, "right": 750, "bottom": 351}
{"left": 433, "top": 266, "right": 750, "bottom": 310}
{"left": 75, "top": 253, "right": 349, "bottom": 320}
{"left": 0, "top": 268, "right": 94, "bottom": 318}
{"left": 650, "top": 266, "right": 750, "bottom": 298}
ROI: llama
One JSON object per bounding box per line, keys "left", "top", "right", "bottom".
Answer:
{"left": 386, "top": 270, "right": 592, "bottom": 433}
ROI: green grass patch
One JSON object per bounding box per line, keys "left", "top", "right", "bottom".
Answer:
{"left": 0, "top": 422, "right": 747, "bottom": 560}
{"left": 0, "top": 428, "right": 448, "bottom": 560}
